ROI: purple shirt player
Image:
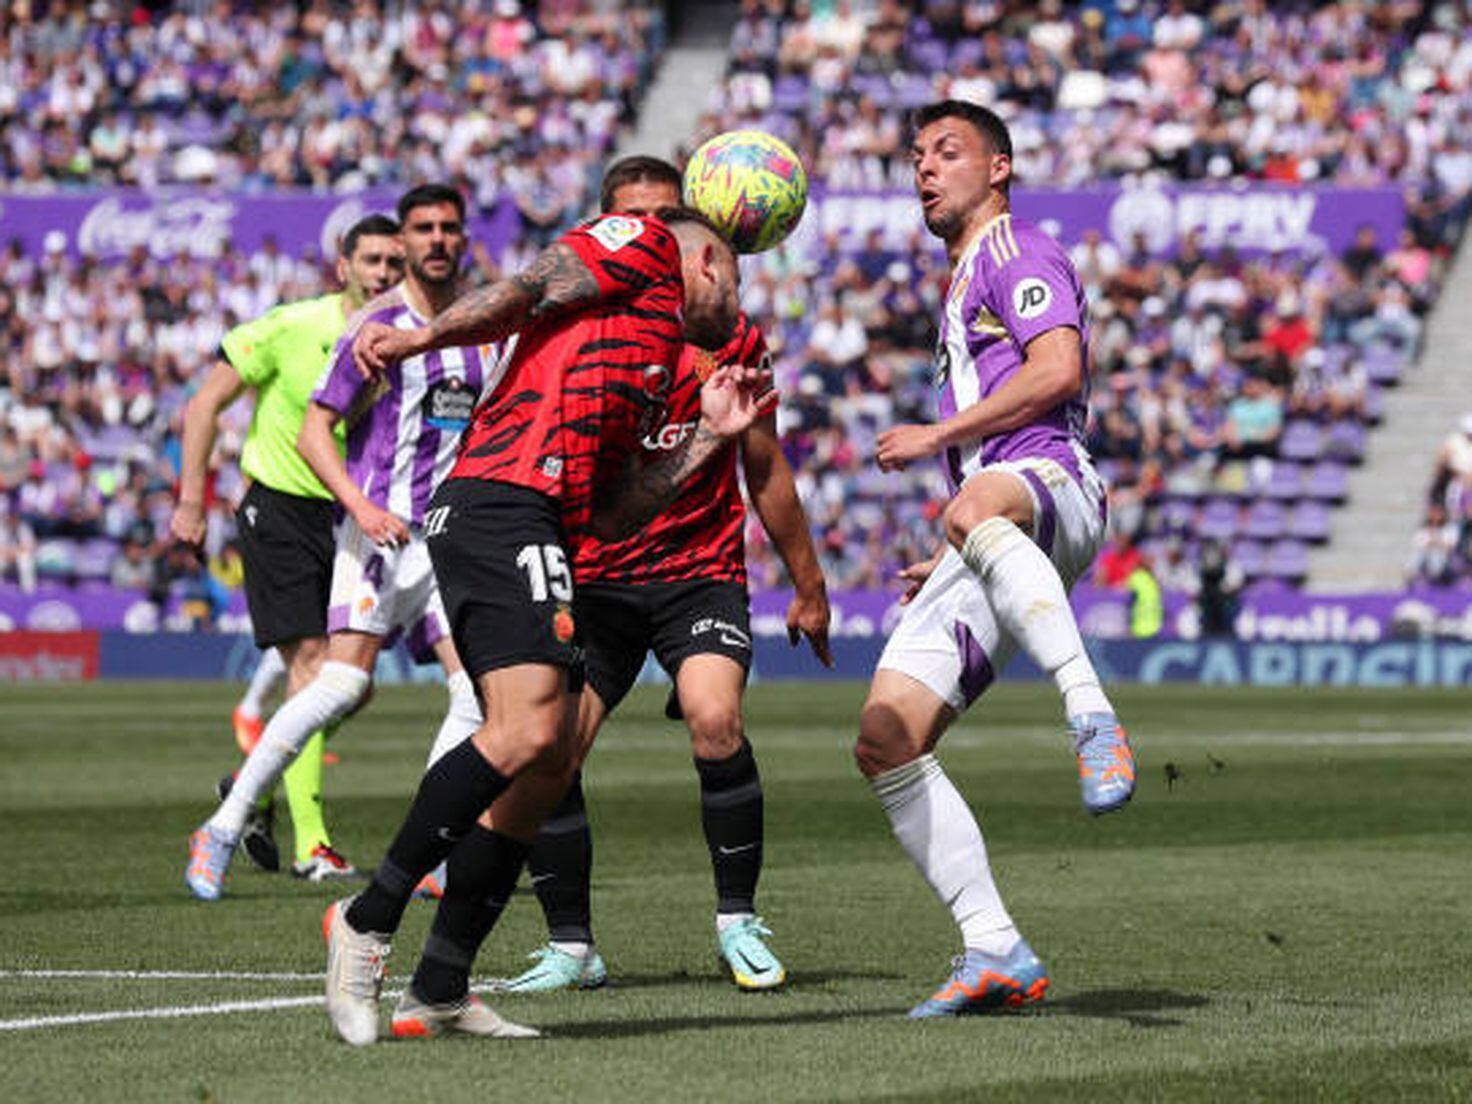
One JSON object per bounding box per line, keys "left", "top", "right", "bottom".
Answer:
{"left": 313, "top": 287, "right": 503, "bottom": 525}
{"left": 935, "top": 212, "right": 1096, "bottom": 494}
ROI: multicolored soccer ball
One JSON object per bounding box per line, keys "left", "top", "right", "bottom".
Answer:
{"left": 683, "top": 130, "right": 808, "bottom": 255}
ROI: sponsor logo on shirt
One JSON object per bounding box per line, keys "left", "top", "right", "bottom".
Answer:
{"left": 643, "top": 421, "right": 697, "bottom": 451}
{"left": 1013, "top": 277, "right": 1053, "bottom": 320}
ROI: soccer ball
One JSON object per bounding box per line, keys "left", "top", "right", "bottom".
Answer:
{"left": 683, "top": 130, "right": 808, "bottom": 255}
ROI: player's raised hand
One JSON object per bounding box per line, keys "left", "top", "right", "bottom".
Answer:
{"left": 699, "top": 362, "right": 778, "bottom": 438}
{"left": 353, "top": 322, "right": 424, "bottom": 379}
{"left": 787, "top": 587, "right": 833, "bottom": 667}
{"left": 351, "top": 500, "right": 410, "bottom": 548}
{"left": 876, "top": 423, "right": 945, "bottom": 472}
{"left": 897, "top": 550, "right": 944, "bottom": 605}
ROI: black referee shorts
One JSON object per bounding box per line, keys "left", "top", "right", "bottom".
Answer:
{"left": 235, "top": 482, "right": 336, "bottom": 648}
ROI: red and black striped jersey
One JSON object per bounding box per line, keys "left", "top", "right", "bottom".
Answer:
{"left": 447, "top": 214, "right": 684, "bottom": 542}
{"left": 574, "top": 312, "right": 767, "bottom": 586}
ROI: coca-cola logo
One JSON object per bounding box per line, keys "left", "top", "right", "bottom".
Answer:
{"left": 79, "top": 196, "right": 237, "bottom": 258}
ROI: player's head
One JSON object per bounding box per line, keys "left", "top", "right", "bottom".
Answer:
{"left": 336, "top": 214, "right": 403, "bottom": 306}
{"left": 659, "top": 205, "right": 740, "bottom": 351}
{"left": 396, "top": 183, "right": 468, "bottom": 290}
{"left": 909, "top": 100, "right": 1013, "bottom": 245}
{"left": 600, "top": 155, "right": 682, "bottom": 216}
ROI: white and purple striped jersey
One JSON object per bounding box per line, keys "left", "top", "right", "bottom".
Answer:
{"left": 935, "top": 213, "right": 1095, "bottom": 493}
{"left": 313, "top": 288, "right": 504, "bottom": 525}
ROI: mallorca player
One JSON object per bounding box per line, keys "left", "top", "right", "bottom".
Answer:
{"left": 183, "top": 185, "right": 501, "bottom": 902}
{"left": 318, "top": 206, "right": 768, "bottom": 1044}
{"left": 172, "top": 213, "right": 403, "bottom": 880}
{"left": 864, "top": 100, "right": 1135, "bottom": 1017}
{"left": 499, "top": 156, "right": 830, "bottom": 995}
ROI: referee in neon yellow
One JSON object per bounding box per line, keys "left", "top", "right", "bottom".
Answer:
{"left": 172, "top": 215, "right": 403, "bottom": 886}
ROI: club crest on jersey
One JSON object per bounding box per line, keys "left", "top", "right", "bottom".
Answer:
{"left": 1013, "top": 277, "right": 1053, "bottom": 319}
{"left": 589, "top": 216, "right": 643, "bottom": 253}
{"left": 552, "top": 602, "right": 576, "bottom": 643}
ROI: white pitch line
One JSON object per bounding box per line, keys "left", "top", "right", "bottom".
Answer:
{"left": 0, "top": 969, "right": 325, "bottom": 982}
{"left": 0, "top": 994, "right": 325, "bottom": 1032}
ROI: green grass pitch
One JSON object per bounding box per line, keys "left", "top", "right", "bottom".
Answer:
{"left": 2, "top": 680, "right": 1471, "bottom": 1102}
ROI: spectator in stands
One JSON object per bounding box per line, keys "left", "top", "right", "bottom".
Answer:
{"left": 1222, "top": 375, "right": 1285, "bottom": 460}
{"left": 1408, "top": 502, "right": 1462, "bottom": 587}
{"left": 109, "top": 528, "right": 158, "bottom": 592}
{"left": 1341, "top": 224, "right": 1384, "bottom": 281}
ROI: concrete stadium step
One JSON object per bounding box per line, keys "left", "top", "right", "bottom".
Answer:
{"left": 1309, "top": 233, "right": 1472, "bottom": 591}
{"left": 616, "top": 2, "right": 736, "bottom": 163}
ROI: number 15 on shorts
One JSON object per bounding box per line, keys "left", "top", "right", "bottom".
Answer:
{"left": 518, "top": 544, "right": 572, "bottom": 602}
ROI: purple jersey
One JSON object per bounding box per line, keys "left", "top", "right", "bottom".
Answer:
{"left": 934, "top": 213, "right": 1093, "bottom": 491}
{"left": 313, "top": 288, "right": 504, "bottom": 525}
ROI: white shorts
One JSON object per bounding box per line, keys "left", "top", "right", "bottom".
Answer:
{"left": 327, "top": 516, "right": 448, "bottom": 660}
{"left": 877, "top": 457, "right": 1106, "bottom": 712}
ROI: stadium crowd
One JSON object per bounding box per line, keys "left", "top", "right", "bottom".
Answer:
{"left": 7, "top": 0, "right": 1472, "bottom": 612}
{"left": 699, "top": 0, "right": 1472, "bottom": 592}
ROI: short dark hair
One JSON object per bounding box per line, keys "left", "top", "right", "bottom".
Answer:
{"left": 654, "top": 204, "right": 730, "bottom": 248}
{"left": 341, "top": 214, "right": 399, "bottom": 259}
{"left": 601, "top": 156, "right": 683, "bottom": 213}
{"left": 396, "top": 183, "right": 466, "bottom": 224}
{"left": 911, "top": 99, "right": 1013, "bottom": 161}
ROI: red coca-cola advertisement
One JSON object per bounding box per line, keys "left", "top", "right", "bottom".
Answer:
{"left": 0, "top": 631, "right": 100, "bottom": 682}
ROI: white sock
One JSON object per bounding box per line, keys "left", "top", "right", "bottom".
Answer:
{"left": 715, "top": 912, "right": 754, "bottom": 934}
{"left": 960, "top": 517, "right": 1112, "bottom": 719}
{"left": 870, "top": 754, "right": 1019, "bottom": 956}
{"left": 209, "top": 661, "right": 371, "bottom": 837}
{"left": 238, "top": 647, "right": 286, "bottom": 718}
{"left": 425, "top": 670, "right": 482, "bottom": 767}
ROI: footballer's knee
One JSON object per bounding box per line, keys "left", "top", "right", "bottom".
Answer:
{"left": 854, "top": 698, "right": 923, "bottom": 779}
{"left": 685, "top": 699, "right": 744, "bottom": 760}
{"left": 316, "top": 661, "right": 373, "bottom": 722}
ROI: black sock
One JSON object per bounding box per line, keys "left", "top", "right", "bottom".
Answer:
{"left": 696, "top": 740, "right": 763, "bottom": 915}
{"left": 347, "top": 741, "right": 512, "bottom": 935}
{"left": 527, "top": 772, "right": 594, "bottom": 944}
{"left": 411, "top": 827, "right": 529, "bottom": 1005}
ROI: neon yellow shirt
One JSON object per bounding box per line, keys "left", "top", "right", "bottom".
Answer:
{"left": 221, "top": 293, "right": 347, "bottom": 499}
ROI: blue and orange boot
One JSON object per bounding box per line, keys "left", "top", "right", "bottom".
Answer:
{"left": 1071, "top": 712, "right": 1135, "bottom": 815}
{"left": 909, "top": 941, "right": 1050, "bottom": 1018}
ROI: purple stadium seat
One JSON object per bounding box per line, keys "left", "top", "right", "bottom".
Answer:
{"left": 896, "top": 74, "right": 934, "bottom": 109}
{"left": 1326, "top": 420, "right": 1366, "bottom": 463}
{"left": 75, "top": 538, "right": 117, "bottom": 580}
{"left": 1161, "top": 497, "right": 1196, "bottom": 532}
{"left": 773, "top": 75, "right": 809, "bottom": 113}
{"left": 1265, "top": 539, "right": 1310, "bottom": 580}
{"left": 909, "top": 39, "right": 948, "bottom": 72}
{"left": 1197, "top": 497, "right": 1240, "bottom": 542}
{"left": 1261, "top": 461, "right": 1305, "bottom": 501}
{"left": 1278, "top": 420, "right": 1325, "bottom": 462}
{"left": 1243, "top": 500, "right": 1289, "bottom": 541}
{"left": 1306, "top": 461, "right": 1350, "bottom": 502}
{"left": 1361, "top": 345, "right": 1404, "bottom": 386}
{"left": 1363, "top": 386, "right": 1385, "bottom": 423}
{"left": 1231, "top": 539, "right": 1266, "bottom": 578}
{"left": 1289, "top": 500, "right": 1332, "bottom": 543}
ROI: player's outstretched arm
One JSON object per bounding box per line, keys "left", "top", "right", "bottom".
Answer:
{"left": 170, "top": 358, "right": 246, "bottom": 547}
{"left": 353, "top": 242, "right": 600, "bottom": 376}
{"left": 741, "top": 416, "right": 832, "bottom": 666}
{"left": 591, "top": 363, "right": 775, "bottom": 543}
{"left": 298, "top": 404, "right": 409, "bottom": 547}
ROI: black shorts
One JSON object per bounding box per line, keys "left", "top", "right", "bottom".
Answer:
{"left": 426, "top": 478, "right": 581, "bottom": 681}
{"left": 236, "top": 482, "right": 335, "bottom": 648}
{"left": 578, "top": 578, "right": 751, "bottom": 713}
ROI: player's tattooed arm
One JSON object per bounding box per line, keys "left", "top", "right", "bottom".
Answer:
{"left": 428, "top": 242, "right": 600, "bottom": 346}
{"left": 353, "top": 244, "right": 599, "bottom": 375}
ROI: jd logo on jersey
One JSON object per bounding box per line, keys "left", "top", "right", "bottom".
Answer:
{"left": 1013, "top": 278, "right": 1053, "bottom": 319}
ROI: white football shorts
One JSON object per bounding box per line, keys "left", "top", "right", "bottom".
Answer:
{"left": 327, "top": 515, "right": 448, "bottom": 659}
{"left": 878, "top": 456, "right": 1106, "bottom": 711}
